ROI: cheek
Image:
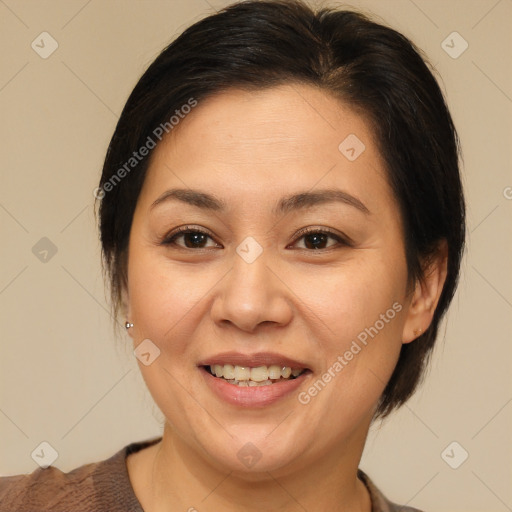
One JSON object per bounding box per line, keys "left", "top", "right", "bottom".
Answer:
{"left": 291, "top": 255, "right": 407, "bottom": 340}
{"left": 290, "top": 254, "right": 407, "bottom": 408}
{"left": 126, "top": 246, "right": 218, "bottom": 433}
{"left": 128, "top": 241, "right": 192, "bottom": 306}
{"left": 126, "top": 244, "right": 210, "bottom": 351}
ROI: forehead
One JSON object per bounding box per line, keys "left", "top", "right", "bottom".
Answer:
{"left": 165, "top": 85, "right": 375, "bottom": 160}
{"left": 140, "top": 84, "right": 394, "bottom": 215}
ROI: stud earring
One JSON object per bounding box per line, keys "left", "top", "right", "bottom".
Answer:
{"left": 413, "top": 327, "right": 423, "bottom": 337}
{"left": 125, "top": 322, "right": 134, "bottom": 329}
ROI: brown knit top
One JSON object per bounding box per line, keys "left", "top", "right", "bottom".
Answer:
{"left": 0, "top": 437, "right": 423, "bottom": 512}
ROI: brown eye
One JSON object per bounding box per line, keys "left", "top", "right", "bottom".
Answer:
{"left": 162, "top": 227, "right": 220, "bottom": 249}
{"left": 181, "top": 232, "right": 209, "bottom": 248}
{"left": 302, "top": 233, "right": 331, "bottom": 250}
{"left": 291, "top": 228, "right": 349, "bottom": 251}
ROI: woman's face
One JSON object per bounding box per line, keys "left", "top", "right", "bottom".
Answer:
{"left": 125, "top": 84, "right": 418, "bottom": 475}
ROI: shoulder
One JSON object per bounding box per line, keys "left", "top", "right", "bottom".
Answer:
{"left": 358, "top": 470, "right": 425, "bottom": 512}
{"left": 0, "top": 437, "right": 161, "bottom": 512}
{"left": 0, "top": 461, "right": 99, "bottom": 512}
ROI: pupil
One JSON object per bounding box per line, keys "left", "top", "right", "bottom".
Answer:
{"left": 184, "top": 233, "right": 206, "bottom": 248}
{"left": 305, "top": 233, "right": 327, "bottom": 250}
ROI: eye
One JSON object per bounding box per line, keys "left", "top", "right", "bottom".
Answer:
{"left": 161, "top": 226, "right": 349, "bottom": 251}
{"left": 290, "top": 227, "right": 350, "bottom": 250}
{"left": 161, "top": 226, "right": 221, "bottom": 249}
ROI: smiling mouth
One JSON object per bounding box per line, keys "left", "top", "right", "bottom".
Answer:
{"left": 204, "top": 364, "right": 308, "bottom": 387}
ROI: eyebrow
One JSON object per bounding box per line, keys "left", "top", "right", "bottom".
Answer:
{"left": 150, "top": 187, "right": 370, "bottom": 215}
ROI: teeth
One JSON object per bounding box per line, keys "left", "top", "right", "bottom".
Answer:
{"left": 226, "top": 379, "right": 273, "bottom": 387}
{"left": 250, "top": 366, "right": 269, "bottom": 382}
{"left": 209, "top": 364, "right": 304, "bottom": 385}
{"left": 222, "top": 364, "right": 235, "bottom": 380}
{"left": 268, "top": 365, "right": 281, "bottom": 379}
{"left": 234, "top": 366, "right": 251, "bottom": 381}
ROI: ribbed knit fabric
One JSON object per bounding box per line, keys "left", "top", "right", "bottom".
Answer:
{"left": 0, "top": 437, "right": 423, "bottom": 512}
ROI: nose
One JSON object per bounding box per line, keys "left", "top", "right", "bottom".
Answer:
{"left": 210, "top": 250, "right": 294, "bottom": 333}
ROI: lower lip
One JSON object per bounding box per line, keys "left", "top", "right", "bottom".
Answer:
{"left": 200, "top": 367, "right": 309, "bottom": 408}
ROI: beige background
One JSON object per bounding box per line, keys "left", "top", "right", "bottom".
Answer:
{"left": 1, "top": 0, "right": 511, "bottom": 510}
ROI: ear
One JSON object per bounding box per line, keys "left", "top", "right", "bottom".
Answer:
{"left": 402, "top": 240, "right": 448, "bottom": 344}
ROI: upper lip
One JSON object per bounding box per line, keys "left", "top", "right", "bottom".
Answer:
{"left": 198, "top": 351, "right": 309, "bottom": 369}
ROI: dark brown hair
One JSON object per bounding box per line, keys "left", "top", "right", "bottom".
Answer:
{"left": 97, "top": 0, "right": 465, "bottom": 419}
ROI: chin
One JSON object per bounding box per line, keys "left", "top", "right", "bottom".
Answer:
{"left": 196, "top": 427, "right": 308, "bottom": 476}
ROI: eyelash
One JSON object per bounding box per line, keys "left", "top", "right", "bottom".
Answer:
{"left": 161, "top": 225, "right": 351, "bottom": 251}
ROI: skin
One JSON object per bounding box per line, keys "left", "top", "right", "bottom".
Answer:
{"left": 123, "top": 84, "right": 447, "bottom": 512}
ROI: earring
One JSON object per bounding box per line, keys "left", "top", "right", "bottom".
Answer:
{"left": 413, "top": 327, "right": 423, "bottom": 337}
{"left": 125, "top": 321, "right": 134, "bottom": 329}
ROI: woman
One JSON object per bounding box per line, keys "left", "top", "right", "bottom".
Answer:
{"left": 0, "top": 1, "right": 465, "bottom": 510}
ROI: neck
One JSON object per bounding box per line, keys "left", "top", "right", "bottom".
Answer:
{"left": 134, "top": 422, "right": 372, "bottom": 512}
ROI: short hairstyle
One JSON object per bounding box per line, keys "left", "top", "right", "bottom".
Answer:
{"left": 97, "top": 0, "right": 465, "bottom": 419}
